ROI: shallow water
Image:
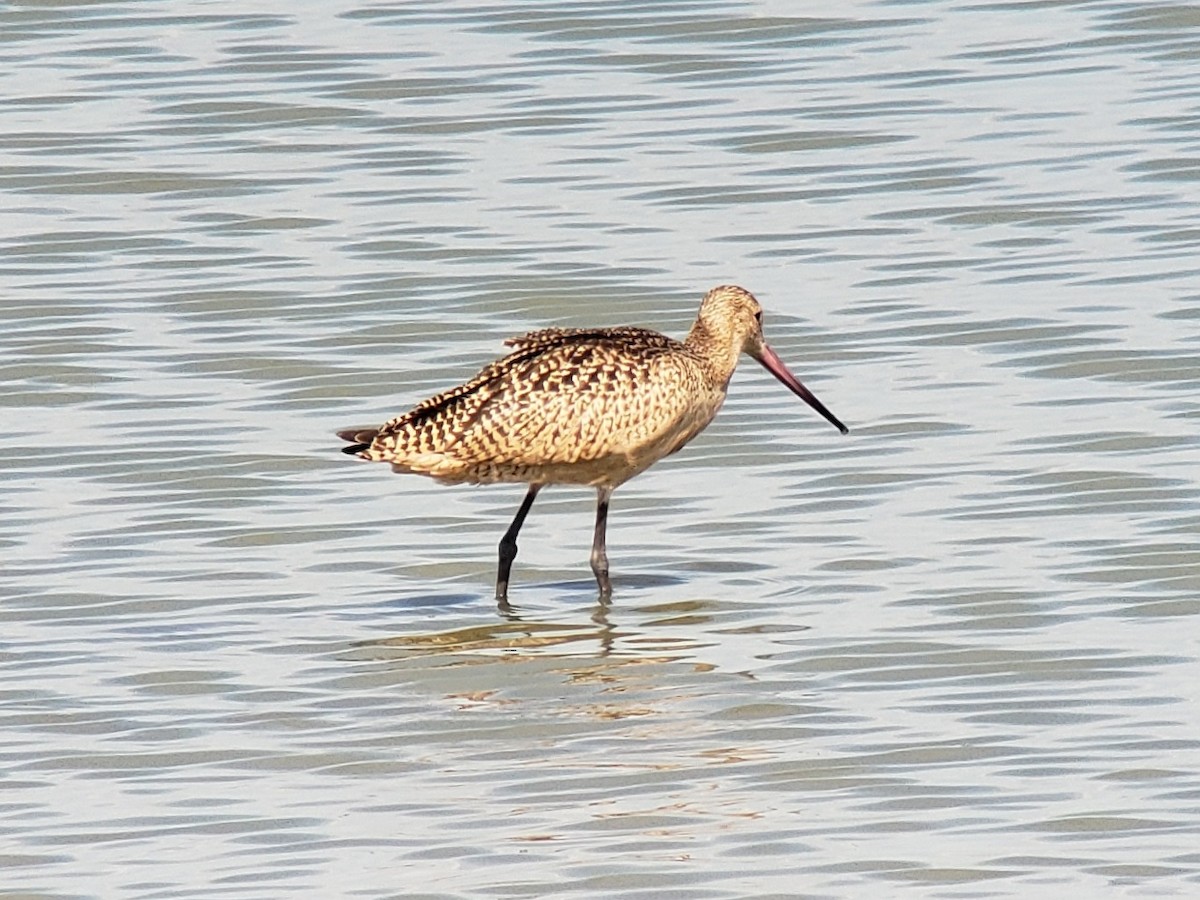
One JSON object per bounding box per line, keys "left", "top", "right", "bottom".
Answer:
{"left": 2, "top": 1, "right": 1200, "bottom": 897}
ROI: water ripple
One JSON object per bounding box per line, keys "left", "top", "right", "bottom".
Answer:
{"left": 2, "top": 0, "right": 1200, "bottom": 896}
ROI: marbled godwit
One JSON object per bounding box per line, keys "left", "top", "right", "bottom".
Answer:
{"left": 339, "top": 285, "right": 847, "bottom": 602}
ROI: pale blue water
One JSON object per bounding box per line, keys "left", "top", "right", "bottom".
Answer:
{"left": 2, "top": 1, "right": 1199, "bottom": 897}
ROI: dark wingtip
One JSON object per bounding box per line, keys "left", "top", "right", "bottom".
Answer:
{"left": 337, "top": 426, "right": 380, "bottom": 456}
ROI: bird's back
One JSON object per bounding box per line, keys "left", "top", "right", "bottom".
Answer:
{"left": 350, "top": 326, "right": 724, "bottom": 486}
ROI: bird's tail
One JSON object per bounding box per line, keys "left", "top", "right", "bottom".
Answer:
{"left": 337, "top": 426, "right": 380, "bottom": 456}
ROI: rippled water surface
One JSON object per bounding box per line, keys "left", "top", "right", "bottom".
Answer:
{"left": 3, "top": 1, "right": 1200, "bottom": 897}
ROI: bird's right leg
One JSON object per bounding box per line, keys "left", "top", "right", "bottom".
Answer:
{"left": 590, "top": 486, "right": 613, "bottom": 599}
{"left": 496, "top": 485, "right": 541, "bottom": 603}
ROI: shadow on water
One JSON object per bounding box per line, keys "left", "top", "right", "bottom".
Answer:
{"left": 347, "top": 585, "right": 723, "bottom": 666}
{"left": 350, "top": 616, "right": 623, "bottom": 660}
{"left": 372, "top": 591, "right": 482, "bottom": 611}
{"left": 548, "top": 571, "right": 687, "bottom": 591}
{"left": 357, "top": 570, "right": 688, "bottom": 618}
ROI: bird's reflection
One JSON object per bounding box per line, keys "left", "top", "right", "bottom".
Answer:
{"left": 353, "top": 584, "right": 713, "bottom": 664}
{"left": 354, "top": 595, "right": 618, "bottom": 659}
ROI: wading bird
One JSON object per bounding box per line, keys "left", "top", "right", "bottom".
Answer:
{"left": 339, "top": 285, "right": 847, "bottom": 603}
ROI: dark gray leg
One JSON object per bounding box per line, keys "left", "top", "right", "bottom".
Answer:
{"left": 590, "top": 487, "right": 613, "bottom": 598}
{"left": 496, "top": 485, "right": 540, "bottom": 602}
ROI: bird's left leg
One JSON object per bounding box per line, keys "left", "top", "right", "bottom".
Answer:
{"left": 496, "top": 484, "right": 540, "bottom": 603}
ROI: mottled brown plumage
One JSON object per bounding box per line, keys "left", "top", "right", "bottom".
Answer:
{"left": 338, "top": 285, "right": 847, "bottom": 604}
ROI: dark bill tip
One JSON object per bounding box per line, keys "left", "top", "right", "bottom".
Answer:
{"left": 754, "top": 343, "right": 848, "bottom": 434}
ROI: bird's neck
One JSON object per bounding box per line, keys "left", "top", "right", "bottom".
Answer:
{"left": 684, "top": 319, "right": 741, "bottom": 388}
